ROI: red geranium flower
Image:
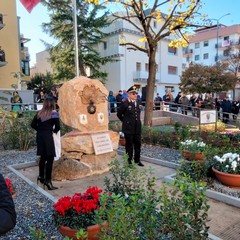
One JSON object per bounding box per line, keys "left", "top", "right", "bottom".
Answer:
{"left": 52, "top": 186, "right": 107, "bottom": 230}
{"left": 5, "top": 178, "right": 15, "bottom": 195}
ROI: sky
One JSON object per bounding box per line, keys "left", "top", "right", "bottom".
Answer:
{"left": 16, "top": 0, "right": 240, "bottom": 67}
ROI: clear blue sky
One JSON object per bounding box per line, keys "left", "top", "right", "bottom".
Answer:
{"left": 16, "top": 0, "right": 240, "bottom": 67}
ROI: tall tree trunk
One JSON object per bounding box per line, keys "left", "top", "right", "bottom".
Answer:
{"left": 144, "top": 48, "right": 156, "bottom": 126}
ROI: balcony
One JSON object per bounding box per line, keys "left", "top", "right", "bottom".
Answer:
{"left": 133, "top": 71, "right": 160, "bottom": 83}
{"left": 215, "top": 40, "right": 239, "bottom": 49}
{"left": 184, "top": 48, "right": 193, "bottom": 54}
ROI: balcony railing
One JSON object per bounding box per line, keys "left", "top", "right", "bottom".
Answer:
{"left": 133, "top": 71, "right": 160, "bottom": 83}
{"left": 215, "top": 40, "right": 240, "bottom": 49}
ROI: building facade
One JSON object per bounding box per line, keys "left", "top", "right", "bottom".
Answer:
{"left": 95, "top": 15, "right": 183, "bottom": 98}
{"left": 184, "top": 24, "right": 240, "bottom": 99}
{"left": 0, "top": 0, "right": 30, "bottom": 90}
{"left": 30, "top": 50, "right": 54, "bottom": 76}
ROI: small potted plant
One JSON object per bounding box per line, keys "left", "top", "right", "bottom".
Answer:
{"left": 212, "top": 152, "right": 240, "bottom": 188}
{"left": 180, "top": 139, "right": 206, "bottom": 161}
{"left": 5, "top": 178, "right": 16, "bottom": 199}
{"left": 119, "top": 131, "right": 126, "bottom": 146}
{"left": 53, "top": 186, "right": 108, "bottom": 240}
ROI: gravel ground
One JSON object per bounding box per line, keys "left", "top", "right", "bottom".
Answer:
{"left": 1, "top": 145, "right": 239, "bottom": 239}
{"left": 0, "top": 148, "right": 64, "bottom": 240}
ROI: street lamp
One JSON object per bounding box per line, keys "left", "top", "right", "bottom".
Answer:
{"left": 211, "top": 13, "right": 230, "bottom": 63}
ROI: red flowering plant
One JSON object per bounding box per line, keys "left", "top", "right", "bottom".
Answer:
{"left": 5, "top": 178, "right": 16, "bottom": 196}
{"left": 53, "top": 186, "right": 107, "bottom": 230}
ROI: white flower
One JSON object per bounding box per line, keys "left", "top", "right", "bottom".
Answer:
{"left": 231, "top": 161, "right": 237, "bottom": 171}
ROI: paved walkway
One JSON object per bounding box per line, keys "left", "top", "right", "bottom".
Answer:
{"left": 18, "top": 158, "right": 240, "bottom": 240}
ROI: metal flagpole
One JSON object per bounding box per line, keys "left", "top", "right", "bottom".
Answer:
{"left": 72, "top": 0, "right": 80, "bottom": 77}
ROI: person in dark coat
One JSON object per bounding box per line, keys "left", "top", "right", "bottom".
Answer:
{"left": 221, "top": 96, "right": 232, "bottom": 123}
{"left": 0, "top": 173, "right": 16, "bottom": 235}
{"left": 36, "top": 90, "right": 45, "bottom": 103}
{"left": 116, "top": 90, "right": 123, "bottom": 109}
{"left": 154, "top": 93, "right": 162, "bottom": 110}
{"left": 31, "top": 98, "right": 60, "bottom": 190}
{"left": 117, "top": 85, "right": 144, "bottom": 167}
{"left": 231, "top": 98, "right": 239, "bottom": 120}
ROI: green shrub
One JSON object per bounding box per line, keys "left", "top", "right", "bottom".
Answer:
{"left": 98, "top": 156, "right": 210, "bottom": 240}
{"left": 0, "top": 114, "right": 35, "bottom": 150}
{"left": 160, "top": 174, "right": 209, "bottom": 240}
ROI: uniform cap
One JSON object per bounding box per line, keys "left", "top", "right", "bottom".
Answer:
{"left": 127, "top": 85, "right": 138, "bottom": 93}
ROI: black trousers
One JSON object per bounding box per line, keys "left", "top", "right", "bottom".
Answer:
{"left": 39, "top": 156, "right": 54, "bottom": 181}
{"left": 124, "top": 133, "right": 141, "bottom": 164}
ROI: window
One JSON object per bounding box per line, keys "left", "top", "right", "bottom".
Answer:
{"left": 168, "top": 65, "right": 177, "bottom": 75}
{"left": 203, "top": 53, "right": 209, "bottom": 59}
{"left": 182, "top": 63, "right": 186, "bottom": 69}
{"left": 203, "top": 41, "right": 209, "bottom": 47}
{"left": 186, "top": 56, "right": 190, "bottom": 62}
{"left": 153, "top": 21, "right": 157, "bottom": 28}
{"left": 21, "top": 60, "right": 30, "bottom": 76}
{"left": 168, "top": 46, "right": 177, "bottom": 55}
{"left": 195, "top": 42, "right": 200, "bottom": 48}
{"left": 136, "top": 62, "right": 141, "bottom": 71}
{"left": 103, "top": 42, "right": 107, "bottom": 50}
{"left": 145, "top": 42, "right": 148, "bottom": 49}
{"left": 223, "top": 49, "right": 230, "bottom": 56}
{"left": 224, "top": 36, "right": 229, "bottom": 41}
{"left": 145, "top": 63, "right": 149, "bottom": 71}
{"left": 195, "top": 55, "right": 200, "bottom": 61}
{"left": 165, "top": 86, "right": 175, "bottom": 93}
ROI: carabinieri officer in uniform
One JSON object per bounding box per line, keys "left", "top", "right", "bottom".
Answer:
{"left": 117, "top": 86, "right": 144, "bottom": 166}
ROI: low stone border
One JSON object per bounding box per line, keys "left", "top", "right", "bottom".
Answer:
{"left": 164, "top": 173, "right": 240, "bottom": 209}
{"left": 8, "top": 162, "right": 57, "bottom": 203}
{"left": 9, "top": 156, "right": 222, "bottom": 240}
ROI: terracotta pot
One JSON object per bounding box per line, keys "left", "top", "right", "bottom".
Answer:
{"left": 182, "top": 150, "right": 204, "bottom": 161}
{"left": 119, "top": 138, "right": 126, "bottom": 146}
{"left": 58, "top": 222, "right": 108, "bottom": 240}
{"left": 212, "top": 167, "right": 240, "bottom": 188}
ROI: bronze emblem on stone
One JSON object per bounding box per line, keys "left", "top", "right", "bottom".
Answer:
{"left": 87, "top": 100, "right": 96, "bottom": 114}
{"left": 79, "top": 85, "right": 107, "bottom": 114}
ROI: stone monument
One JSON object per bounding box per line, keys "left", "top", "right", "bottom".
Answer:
{"left": 52, "top": 76, "right": 119, "bottom": 180}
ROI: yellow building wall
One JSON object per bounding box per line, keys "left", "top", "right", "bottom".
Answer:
{"left": 0, "top": 0, "right": 21, "bottom": 89}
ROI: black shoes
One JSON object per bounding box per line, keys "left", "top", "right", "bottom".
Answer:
{"left": 43, "top": 181, "right": 58, "bottom": 191}
{"left": 137, "top": 161, "right": 144, "bottom": 167}
{"left": 37, "top": 176, "right": 44, "bottom": 185}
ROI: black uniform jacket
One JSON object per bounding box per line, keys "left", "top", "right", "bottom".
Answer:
{"left": 117, "top": 99, "right": 142, "bottom": 134}
{"left": 0, "top": 173, "right": 16, "bottom": 235}
{"left": 31, "top": 111, "right": 60, "bottom": 157}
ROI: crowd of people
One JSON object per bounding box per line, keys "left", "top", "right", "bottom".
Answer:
{"left": 108, "top": 89, "right": 240, "bottom": 124}
{"left": 154, "top": 91, "right": 239, "bottom": 124}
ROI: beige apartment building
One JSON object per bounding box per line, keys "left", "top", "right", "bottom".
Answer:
{"left": 0, "top": 0, "right": 30, "bottom": 90}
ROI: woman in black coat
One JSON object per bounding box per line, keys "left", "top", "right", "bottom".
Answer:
{"left": 31, "top": 98, "right": 60, "bottom": 190}
{"left": 0, "top": 173, "right": 16, "bottom": 235}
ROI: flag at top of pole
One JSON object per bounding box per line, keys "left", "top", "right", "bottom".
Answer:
{"left": 20, "top": 0, "right": 41, "bottom": 13}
